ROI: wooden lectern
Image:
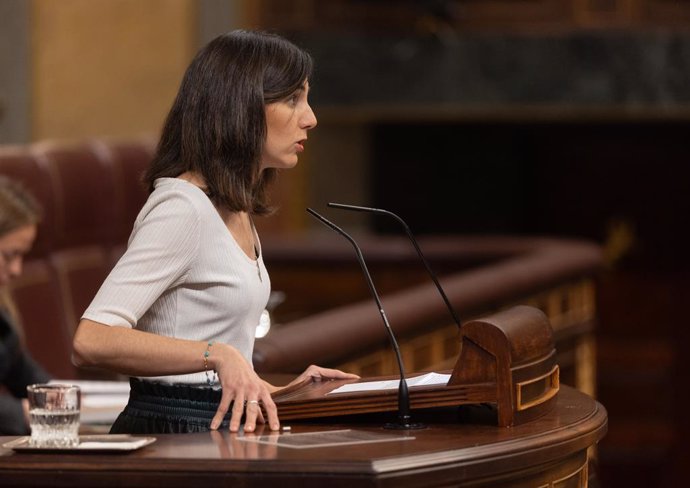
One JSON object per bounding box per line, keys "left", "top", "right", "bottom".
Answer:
{"left": 0, "top": 305, "right": 604, "bottom": 488}
{"left": 272, "top": 305, "right": 560, "bottom": 427}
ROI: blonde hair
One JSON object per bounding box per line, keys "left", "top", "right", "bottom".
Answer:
{"left": 0, "top": 176, "right": 41, "bottom": 325}
{"left": 0, "top": 175, "right": 41, "bottom": 236}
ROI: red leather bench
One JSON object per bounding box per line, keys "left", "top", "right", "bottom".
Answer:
{"left": 0, "top": 138, "right": 154, "bottom": 378}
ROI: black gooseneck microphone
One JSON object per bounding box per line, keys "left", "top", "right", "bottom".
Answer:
{"left": 306, "top": 208, "right": 425, "bottom": 430}
{"left": 328, "top": 202, "right": 462, "bottom": 329}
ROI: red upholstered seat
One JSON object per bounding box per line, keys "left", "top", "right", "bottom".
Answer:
{"left": 33, "top": 142, "right": 117, "bottom": 250}
{"left": 9, "top": 260, "right": 74, "bottom": 378}
{"left": 0, "top": 146, "right": 56, "bottom": 258}
{"left": 90, "top": 138, "right": 154, "bottom": 243}
{"left": 1, "top": 138, "right": 152, "bottom": 379}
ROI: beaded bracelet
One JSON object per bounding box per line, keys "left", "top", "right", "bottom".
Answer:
{"left": 203, "top": 341, "right": 218, "bottom": 386}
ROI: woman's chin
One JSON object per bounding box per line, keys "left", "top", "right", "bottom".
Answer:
{"left": 263, "top": 158, "right": 299, "bottom": 171}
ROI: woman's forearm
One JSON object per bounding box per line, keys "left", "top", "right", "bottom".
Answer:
{"left": 72, "top": 319, "right": 211, "bottom": 377}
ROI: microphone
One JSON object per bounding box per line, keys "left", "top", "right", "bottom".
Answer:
{"left": 328, "top": 203, "right": 462, "bottom": 328}
{"left": 306, "top": 208, "right": 424, "bottom": 430}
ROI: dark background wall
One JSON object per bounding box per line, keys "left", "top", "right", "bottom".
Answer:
{"left": 368, "top": 119, "right": 689, "bottom": 486}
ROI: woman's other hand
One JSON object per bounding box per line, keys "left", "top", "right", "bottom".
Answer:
{"left": 286, "top": 365, "right": 359, "bottom": 388}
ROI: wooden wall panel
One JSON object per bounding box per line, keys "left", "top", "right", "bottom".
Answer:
{"left": 31, "top": 0, "right": 197, "bottom": 141}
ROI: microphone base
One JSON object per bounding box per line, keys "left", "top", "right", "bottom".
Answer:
{"left": 383, "top": 421, "right": 427, "bottom": 430}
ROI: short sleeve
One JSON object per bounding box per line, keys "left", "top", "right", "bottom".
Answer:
{"left": 82, "top": 190, "right": 200, "bottom": 328}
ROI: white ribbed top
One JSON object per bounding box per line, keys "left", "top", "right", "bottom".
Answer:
{"left": 82, "top": 178, "right": 271, "bottom": 385}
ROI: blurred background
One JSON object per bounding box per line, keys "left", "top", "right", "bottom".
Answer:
{"left": 2, "top": 1, "right": 689, "bottom": 486}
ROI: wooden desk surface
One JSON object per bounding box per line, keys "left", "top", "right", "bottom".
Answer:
{"left": 0, "top": 386, "right": 606, "bottom": 488}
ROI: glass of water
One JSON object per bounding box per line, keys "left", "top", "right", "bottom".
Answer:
{"left": 26, "top": 384, "right": 81, "bottom": 448}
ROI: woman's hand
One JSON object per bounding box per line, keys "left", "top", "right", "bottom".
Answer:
{"left": 209, "top": 343, "right": 279, "bottom": 433}
{"left": 285, "top": 364, "right": 360, "bottom": 388}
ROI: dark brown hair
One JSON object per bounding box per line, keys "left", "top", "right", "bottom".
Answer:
{"left": 144, "top": 30, "right": 313, "bottom": 214}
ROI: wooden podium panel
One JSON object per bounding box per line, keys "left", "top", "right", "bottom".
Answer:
{"left": 0, "top": 387, "right": 607, "bottom": 488}
{"left": 272, "top": 372, "right": 495, "bottom": 420}
{"left": 273, "top": 305, "right": 560, "bottom": 427}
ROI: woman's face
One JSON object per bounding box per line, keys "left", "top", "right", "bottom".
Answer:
{"left": 261, "top": 81, "right": 317, "bottom": 170}
{"left": 0, "top": 224, "right": 36, "bottom": 287}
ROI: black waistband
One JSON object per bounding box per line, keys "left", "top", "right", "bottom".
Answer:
{"left": 126, "top": 378, "right": 226, "bottom": 422}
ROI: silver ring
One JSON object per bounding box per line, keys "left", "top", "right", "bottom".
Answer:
{"left": 247, "top": 400, "right": 259, "bottom": 405}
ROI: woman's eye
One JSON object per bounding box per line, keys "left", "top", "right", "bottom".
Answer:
{"left": 285, "top": 90, "right": 304, "bottom": 106}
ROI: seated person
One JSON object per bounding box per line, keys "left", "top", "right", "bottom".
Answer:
{"left": 0, "top": 176, "right": 51, "bottom": 435}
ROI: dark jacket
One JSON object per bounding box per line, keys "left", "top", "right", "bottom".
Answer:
{"left": 0, "top": 310, "right": 51, "bottom": 435}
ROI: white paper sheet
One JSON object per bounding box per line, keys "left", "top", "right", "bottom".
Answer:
{"left": 77, "top": 439, "right": 152, "bottom": 450}
{"left": 327, "top": 372, "right": 451, "bottom": 395}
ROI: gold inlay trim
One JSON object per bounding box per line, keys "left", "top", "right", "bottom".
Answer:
{"left": 552, "top": 457, "right": 588, "bottom": 487}
{"left": 516, "top": 365, "right": 560, "bottom": 411}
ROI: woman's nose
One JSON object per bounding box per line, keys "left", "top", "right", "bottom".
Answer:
{"left": 302, "top": 104, "right": 317, "bottom": 130}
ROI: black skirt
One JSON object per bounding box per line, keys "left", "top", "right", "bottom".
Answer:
{"left": 109, "top": 378, "right": 231, "bottom": 434}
